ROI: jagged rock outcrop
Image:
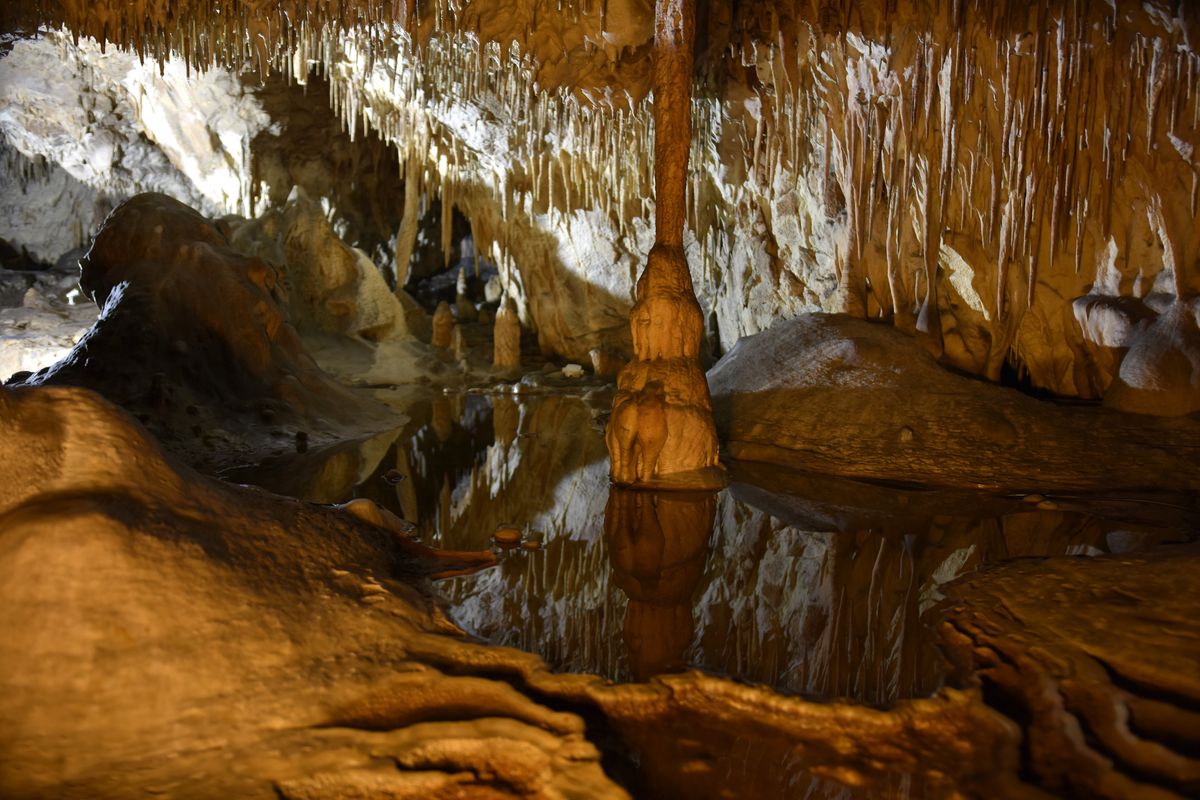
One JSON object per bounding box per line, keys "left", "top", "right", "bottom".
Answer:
{"left": 0, "top": 31, "right": 265, "bottom": 218}
{"left": 7, "top": 193, "right": 396, "bottom": 470}
{"left": 708, "top": 313, "right": 1200, "bottom": 492}
{"left": 229, "top": 188, "right": 410, "bottom": 341}
{"left": 0, "top": 143, "right": 113, "bottom": 264}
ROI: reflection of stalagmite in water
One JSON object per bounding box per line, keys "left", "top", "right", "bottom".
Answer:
{"left": 606, "top": 0, "right": 723, "bottom": 490}
{"left": 605, "top": 487, "right": 715, "bottom": 681}
{"left": 430, "top": 395, "right": 454, "bottom": 442}
{"left": 492, "top": 395, "right": 519, "bottom": 448}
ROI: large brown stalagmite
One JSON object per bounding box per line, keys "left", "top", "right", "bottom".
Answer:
{"left": 607, "top": 0, "right": 723, "bottom": 489}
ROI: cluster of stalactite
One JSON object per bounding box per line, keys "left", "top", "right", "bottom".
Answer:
{"left": 7, "top": 0, "right": 1199, "bottom": 392}
{"left": 701, "top": 2, "right": 1200, "bottom": 375}
{"left": 321, "top": 25, "right": 657, "bottom": 296}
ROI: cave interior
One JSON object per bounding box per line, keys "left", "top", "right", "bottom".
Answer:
{"left": 1, "top": 1, "right": 1199, "bottom": 798}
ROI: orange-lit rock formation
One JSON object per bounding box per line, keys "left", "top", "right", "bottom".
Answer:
{"left": 607, "top": 0, "right": 723, "bottom": 489}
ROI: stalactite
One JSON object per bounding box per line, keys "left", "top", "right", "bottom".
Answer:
{"left": 10, "top": 0, "right": 1196, "bottom": 398}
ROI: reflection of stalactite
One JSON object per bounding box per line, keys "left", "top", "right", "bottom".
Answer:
{"left": 604, "top": 486, "right": 714, "bottom": 681}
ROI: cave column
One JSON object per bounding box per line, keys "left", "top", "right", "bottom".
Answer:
{"left": 605, "top": 0, "right": 723, "bottom": 489}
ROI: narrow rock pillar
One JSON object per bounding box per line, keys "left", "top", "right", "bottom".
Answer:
{"left": 606, "top": 0, "right": 723, "bottom": 489}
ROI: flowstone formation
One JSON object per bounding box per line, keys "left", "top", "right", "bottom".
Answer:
{"left": 0, "top": 382, "right": 624, "bottom": 800}
{"left": 0, "top": 383, "right": 1041, "bottom": 800}
{"left": 940, "top": 546, "right": 1200, "bottom": 798}
{"left": 607, "top": 0, "right": 722, "bottom": 489}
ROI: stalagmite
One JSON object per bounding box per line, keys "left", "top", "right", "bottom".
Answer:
{"left": 454, "top": 265, "right": 476, "bottom": 320}
{"left": 493, "top": 298, "right": 522, "bottom": 370}
{"left": 606, "top": 0, "right": 723, "bottom": 489}
{"left": 431, "top": 300, "right": 454, "bottom": 348}
{"left": 451, "top": 323, "right": 468, "bottom": 362}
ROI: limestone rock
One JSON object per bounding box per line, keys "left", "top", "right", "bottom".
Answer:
{"left": 940, "top": 545, "right": 1200, "bottom": 799}
{"left": 589, "top": 347, "right": 627, "bottom": 378}
{"left": 8, "top": 193, "right": 395, "bottom": 469}
{"left": 431, "top": 302, "right": 454, "bottom": 349}
{"left": 708, "top": 313, "right": 1200, "bottom": 492}
{"left": 0, "top": 383, "right": 628, "bottom": 800}
{"left": 0, "top": 32, "right": 266, "bottom": 217}
{"left": 1103, "top": 300, "right": 1200, "bottom": 417}
{"left": 230, "top": 189, "right": 407, "bottom": 341}
{"left": 606, "top": 0, "right": 723, "bottom": 490}
{"left": 450, "top": 323, "right": 468, "bottom": 362}
{"left": 609, "top": 247, "right": 723, "bottom": 489}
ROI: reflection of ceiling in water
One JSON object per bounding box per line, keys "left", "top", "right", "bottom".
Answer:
{"left": 230, "top": 391, "right": 1186, "bottom": 706}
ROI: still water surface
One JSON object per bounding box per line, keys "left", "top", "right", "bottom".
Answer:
{"left": 227, "top": 389, "right": 1188, "bottom": 711}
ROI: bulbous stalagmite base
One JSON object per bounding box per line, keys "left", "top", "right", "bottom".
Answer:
{"left": 608, "top": 246, "right": 723, "bottom": 488}
{"left": 607, "top": 0, "right": 723, "bottom": 489}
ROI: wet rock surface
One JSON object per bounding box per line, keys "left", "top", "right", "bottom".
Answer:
{"left": 0, "top": 383, "right": 631, "bottom": 800}
{"left": 940, "top": 546, "right": 1200, "bottom": 799}
{"left": 226, "top": 387, "right": 1196, "bottom": 798}
{"left": 0, "top": 4, "right": 1197, "bottom": 797}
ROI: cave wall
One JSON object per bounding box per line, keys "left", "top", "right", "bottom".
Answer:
{"left": 2, "top": 1, "right": 1198, "bottom": 399}
{"left": 300, "top": 0, "right": 1200, "bottom": 398}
